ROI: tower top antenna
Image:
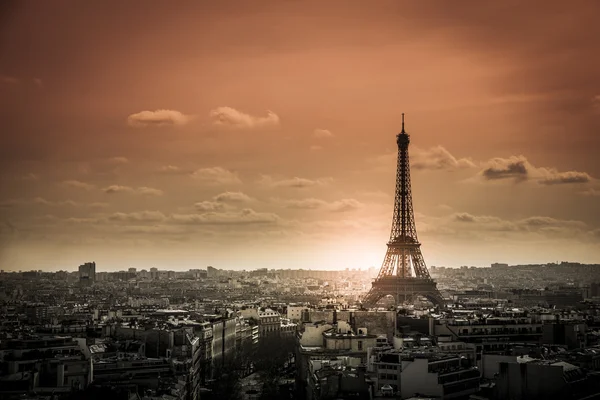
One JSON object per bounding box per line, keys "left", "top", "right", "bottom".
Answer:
{"left": 401, "top": 113, "right": 405, "bottom": 134}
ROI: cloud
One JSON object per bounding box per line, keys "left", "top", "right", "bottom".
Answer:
{"left": 108, "top": 211, "right": 167, "bottom": 223}
{"left": 194, "top": 201, "right": 229, "bottom": 212}
{"left": 277, "top": 197, "right": 363, "bottom": 212}
{"left": 191, "top": 167, "right": 241, "bottom": 184}
{"left": 102, "top": 185, "right": 164, "bottom": 196}
{"left": 452, "top": 212, "right": 515, "bottom": 231}
{"left": 158, "top": 165, "right": 182, "bottom": 173}
{"left": 258, "top": 175, "right": 333, "bottom": 188}
{"left": 310, "top": 145, "right": 324, "bottom": 152}
{"left": 279, "top": 198, "right": 326, "bottom": 209}
{"left": 61, "top": 180, "right": 96, "bottom": 190}
{"left": 478, "top": 155, "right": 592, "bottom": 185}
{"left": 127, "top": 109, "right": 192, "bottom": 127}
{"left": 451, "top": 212, "right": 586, "bottom": 233}
{"left": 171, "top": 208, "right": 280, "bottom": 225}
{"left": 137, "top": 187, "right": 165, "bottom": 196}
{"left": 313, "top": 128, "right": 333, "bottom": 138}
{"left": 412, "top": 146, "right": 477, "bottom": 170}
{"left": 213, "top": 191, "right": 252, "bottom": 203}
{"left": 0, "top": 75, "right": 19, "bottom": 85}
{"left": 21, "top": 173, "right": 39, "bottom": 181}
{"left": 592, "top": 95, "right": 600, "bottom": 114}
{"left": 103, "top": 185, "right": 133, "bottom": 194}
{"left": 209, "top": 107, "right": 280, "bottom": 129}
{"left": 581, "top": 188, "right": 600, "bottom": 197}
{"left": 46, "top": 208, "right": 280, "bottom": 227}
{"left": 0, "top": 197, "right": 108, "bottom": 208}
{"left": 370, "top": 146, "right": 476, "bottom": 172}
{"left": 329, "top": 199, "right": 364, "bottom": 212}
{"left": 538, "top": 170, "right": 591, "bottom": 185}
{"left": 108, "top": 156, "right": 129, "bottom": 164}
{"left": 481, "top": 156, "right": 529, "bottom": 182}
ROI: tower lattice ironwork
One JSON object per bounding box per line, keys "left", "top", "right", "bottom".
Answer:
{"left": 362, "top": 114, "right": 444, "bottom": 307}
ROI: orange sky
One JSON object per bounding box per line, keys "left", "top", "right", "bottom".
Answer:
{"left": 1, "top": 0, "right": 599, "bottom": 271}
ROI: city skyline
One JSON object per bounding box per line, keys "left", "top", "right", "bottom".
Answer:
{"left": 1, "top": 0, "right": 600, "bottom": 271}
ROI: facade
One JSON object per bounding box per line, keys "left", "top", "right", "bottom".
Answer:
{"left": 400, "top": 354, "right": 480, "bottom": 399}
{"left": 0, "top": 336, "right": 93, "bottom": 395}
{"left": 78, "top": 262, "right": 96, "bottom": 285}
{"left": 288, "top": 306, "right": 309, "bottom": 322}
{"left": 322, "top": 321, "right": 377, "bottom": 352}
{"left": 258, "top": 309, "right": 281, "bottom": 338}
{"left": 211, "top": 317, "right": 237, "bottom": 371}
{"left": 495, "top": 359, "right": 600, "bottom": 400}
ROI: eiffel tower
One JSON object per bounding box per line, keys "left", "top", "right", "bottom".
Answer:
{"left": 362, "top": 114, "right": 444, "bottom": 308}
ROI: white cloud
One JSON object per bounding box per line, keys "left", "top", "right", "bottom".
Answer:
{"left": 108, "top": 211, "right": 167, "bottom": 223}
{"left": 0, "top": 197, "right": 108, "bottom": 208}
{"left": 22, "top": 173, "right": 39, "bottom": 181}
{"left": 213, "top": 191, "right": 252, "bottom": 202}
{"left": 313, "top": 128, "right": 333, "bottom": 138}
{"left": 108, "top": 156, "right": 129, "bottom": 164}
{"left": 0, "top": 75, "right": 19, "bottom": 85}
{"left": 451, "top": 212, "right": 587, "bottom": 233}
{"left": 480, "top": 156, "right": 529, "bottom": 182}
{"left": 537, "top": 169, "right": 592, "bottom": 185}
{"left": 191, "top": 167, "right": 242, "bottom": 184}
{"left": 137, "top": 187, "right": 165, "bottom": 196}
{"left": 592, "top": 95, "right": 600, "bottom": 114}
{"left": 171, "top": 208, "right": 280, "bottom": 225}
{"left": 277, "top": 197, "right": 363, "bottom": 212}
{"left": 581, "top": 188, "right": 600, "bottom": 197}
{"left": 102, "top": 185, "right": 164, "bottom": 196}
{"left": 158, "top": 165, "right": 181, "bottom": 173}
{"left": 194, "top": 201, "right": 229, "bottom": 212}
{"left": 479, "top": 155, "right": 592, "bottom": 185}
{"left": 258, "top": 175, "right": 333, "bottom": 188}
{"left": 412, "top": 146, "right": 476, "bottom": 170}
{"left": 127, "top": 109, "right": 192, "bottom": 127}
{"left": 370, "top": 146, "right": 476, "bottom": 172}
{"left": 209, "top": 107, "right": 280, "bottom": 129}
{"left": 61, "top": 180, "right": 95, "bottom": 190}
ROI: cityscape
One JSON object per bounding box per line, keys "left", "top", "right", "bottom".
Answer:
{"left": 2, "top": 1, "right": 600, "bottom": 400}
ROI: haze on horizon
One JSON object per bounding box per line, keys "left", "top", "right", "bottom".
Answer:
{"left": 1, "top": 0, "right": 599, "bottom": 272}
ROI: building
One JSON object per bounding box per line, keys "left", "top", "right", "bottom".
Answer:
{"left": 211, "top": 317, "right": 237, "bottom": 371}
{"left": 78, "top": 262, "right": 96, "bottom": 285}
{"left": 258, "top": 308, "right": 281, "bottom": 338}
{"left": 495, "top": 359, "right": 600, "bottom": 400}
{"left": 287, "top": 305, "right": 309, "bottom": 322}
{"left": 307, "top": 360, "right": 370, "bottom": 400}
{"left": 399, "top": 353, "right": 480, "bottom": 399}
{"left": 0, "top": 336, "right": 93, "bottom": 396}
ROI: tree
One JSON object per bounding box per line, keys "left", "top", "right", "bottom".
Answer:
{"left": 254, "top": 335, "right": 295, "bottom": 399}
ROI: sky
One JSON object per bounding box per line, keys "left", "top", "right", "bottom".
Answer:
{"left": 1, "top": 0, "right": 599, "bottom": 271}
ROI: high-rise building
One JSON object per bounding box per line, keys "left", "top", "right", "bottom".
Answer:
{"left": 78, "top": 262, "right": 96, "bottom": 285}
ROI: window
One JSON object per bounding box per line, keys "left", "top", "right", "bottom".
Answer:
{"left": 358, "top": 341, "right": 363, "bottom": 350}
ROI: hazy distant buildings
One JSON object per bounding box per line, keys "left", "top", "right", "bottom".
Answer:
{"left": 207, "top": 266, "right": 218, "bottom": 278}
{"left": 78, "top": 262, "right": 96, "bottom": 285}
